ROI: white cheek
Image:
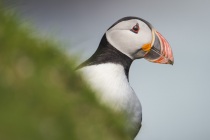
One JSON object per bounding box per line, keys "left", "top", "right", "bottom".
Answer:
{"left": 139, "top": 28, "right": 153, "bottom": 44}
{"left": 106, "top": 30, "right": 139, "bottom": 59}
{"left": 106, "top": 22, "right": 153, "bottom": 60}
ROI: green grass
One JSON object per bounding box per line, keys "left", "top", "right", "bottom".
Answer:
{"left": 0, "top": 5, "right": 131, "bottom": 140}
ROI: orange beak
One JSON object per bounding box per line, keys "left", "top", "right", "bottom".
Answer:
{"left": 144, "top": 29, "right": 174, "bottom": 65}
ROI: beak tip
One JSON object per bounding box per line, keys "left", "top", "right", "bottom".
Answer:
{"left": 168, "top": 60, "right": 174, "bottom": 65}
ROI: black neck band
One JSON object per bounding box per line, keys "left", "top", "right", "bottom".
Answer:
{"left": 76, "top": 34, "right": 133, "bottom": 79}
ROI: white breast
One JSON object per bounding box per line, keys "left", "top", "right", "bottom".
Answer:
{"left": 78, "top": 63, "right": 142, "bottom": 132}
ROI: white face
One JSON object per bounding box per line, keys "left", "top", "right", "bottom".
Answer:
{"left": 106, "top": 19, "right": 153, "bottom": 59}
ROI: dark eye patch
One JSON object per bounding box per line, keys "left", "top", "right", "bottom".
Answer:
{"left": 131, "top": 23, "right": 140, "bottom": 33}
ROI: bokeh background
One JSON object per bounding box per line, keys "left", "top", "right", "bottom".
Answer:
{"left": 4, "top": 0, "right": 210, "bottom": 140}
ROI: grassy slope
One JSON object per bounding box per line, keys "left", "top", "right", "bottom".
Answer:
{"left": 0, "top": 6, "right": 131, "bottom": 140}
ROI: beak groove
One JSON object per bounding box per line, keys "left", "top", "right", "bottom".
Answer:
{"left": 144, "top": 29, "right": 174, "bottom": 65}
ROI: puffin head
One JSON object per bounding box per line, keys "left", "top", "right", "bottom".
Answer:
{"left": 106, "top": 17, "right": 174, "bottom": 65}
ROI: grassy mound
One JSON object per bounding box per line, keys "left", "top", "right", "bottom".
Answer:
{"left": 0, "top": 5, "right": 130, "bottom": 140}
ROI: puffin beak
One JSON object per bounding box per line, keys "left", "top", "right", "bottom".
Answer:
{"left": 143, "top": 29, "right": 174, "bottom": 65}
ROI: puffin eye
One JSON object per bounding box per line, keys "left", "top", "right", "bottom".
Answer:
{"left": 131, "top": 23, "right": 140, "bottom": 34}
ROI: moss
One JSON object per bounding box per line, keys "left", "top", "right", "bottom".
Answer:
{"left": 0, "top": 5, "right": 131, "bottom": 140}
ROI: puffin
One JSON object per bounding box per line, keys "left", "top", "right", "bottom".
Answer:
{"left": 77, "top": 17, "right": 174, "bottom": 139}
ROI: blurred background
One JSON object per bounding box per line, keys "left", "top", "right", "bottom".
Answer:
{"left": 4, "top": 0, "right": 210, "bottom": 140}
